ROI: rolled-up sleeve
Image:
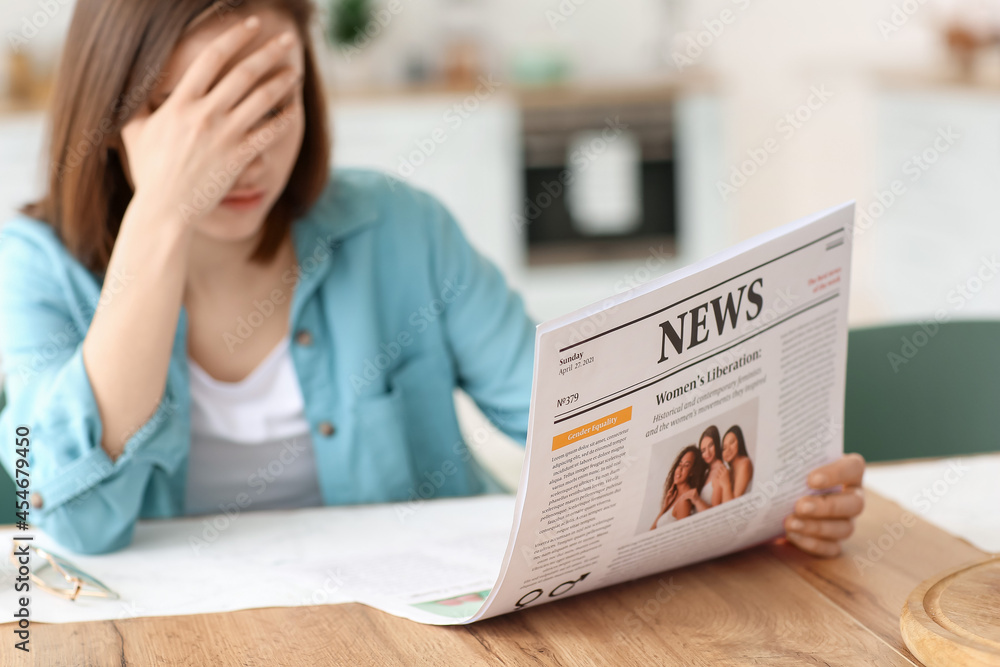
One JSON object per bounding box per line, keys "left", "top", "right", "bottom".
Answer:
{"left": 0, "top": 231, "right": 178, "bottom": 554}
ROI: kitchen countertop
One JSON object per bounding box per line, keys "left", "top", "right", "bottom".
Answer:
{"left": 876, "top": 64, "right": 1000, "bottom": 94}
{"left": 0, "top": 71, "right": 718, "bottom": 118}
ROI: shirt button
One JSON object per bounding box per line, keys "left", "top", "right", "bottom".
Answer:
{"left": 295, "top": 329, "right": 313, "bottom": 347}
{"left": 318, "top": 421, "right": 336, "bottom": 437}
{"left": 30, "top": 492, "right": 43, "bottom": 509}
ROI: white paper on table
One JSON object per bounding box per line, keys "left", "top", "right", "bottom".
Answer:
{"left": 0, "top": 494, "right": 515, "bottom": 624}
{"left": 863, "top": 453, "right": 1000, "bottom": 554}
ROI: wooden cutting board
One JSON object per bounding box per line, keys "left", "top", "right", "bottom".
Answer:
{"left": 900, "top": 556, "right": 1000, "bottom": 666}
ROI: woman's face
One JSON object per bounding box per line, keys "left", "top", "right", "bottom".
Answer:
{"left": 674, "top": 451, "right": 695, "bottom": 484}
{"left": 722, "top": 432, "right": 739, "bottom": 463}
{"left": 139, "top": 6, "right": 306, "bottom": 245}
{"left": 699, "top": 436, "right": 716, "bottom": 464}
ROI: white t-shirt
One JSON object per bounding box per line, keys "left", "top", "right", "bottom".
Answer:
{"left": 184, "top": 335, "right": 324, "bottom": 516}
{"left": 700, "top": 480, "right": 714, "bottom": 509}
{"left": 654, "top": 506, "right": 679, "bottom": 529}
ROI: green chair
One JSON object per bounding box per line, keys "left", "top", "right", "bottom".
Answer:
{"left": 845, "top": 320, "right": 1000, "bottom": 462}
{"left": 0, "top": 385, "right": 16, "bottom": 524}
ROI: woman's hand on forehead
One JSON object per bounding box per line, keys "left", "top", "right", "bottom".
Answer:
{"left": 160, "top": 13, "right": 301, "bottom": 111}
{"left": 120, "top": 12, "right": 304, "bottom": 225}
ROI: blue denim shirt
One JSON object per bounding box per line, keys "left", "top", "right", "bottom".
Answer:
{"left": 0, "top": 168, "right": 535, "bottom": 554}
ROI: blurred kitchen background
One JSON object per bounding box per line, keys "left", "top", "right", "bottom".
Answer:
{"left": 4, "top": 0, "right": 1000, "bottom": 326}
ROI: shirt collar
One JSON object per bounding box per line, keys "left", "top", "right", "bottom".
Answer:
{"left": 292, "top": 170, "right": 381, "bottom": 254}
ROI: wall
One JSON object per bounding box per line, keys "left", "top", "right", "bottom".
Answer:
{"left": 1, "top": 0, "right": 76, "bottom": 75}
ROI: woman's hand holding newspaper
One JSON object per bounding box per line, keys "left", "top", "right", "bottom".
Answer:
{"left": 785, "top": 453, "right": 866, "bottom": 557}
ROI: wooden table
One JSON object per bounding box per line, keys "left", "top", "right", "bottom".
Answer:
{"left": 2, "top": 490, "right": 988, "bottom": 666}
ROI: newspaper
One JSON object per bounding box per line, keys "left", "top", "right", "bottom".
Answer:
{"left": 380, "top": 201, "right": 855, "bottom": 624}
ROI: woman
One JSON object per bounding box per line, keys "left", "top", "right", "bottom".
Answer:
{"left": 649, "top": 446, "right": 705, "bottom": 530}
{"left": 0, "top": 0, "right": 865, "bottom": 558}
{"left": 723, "top": 425, "right": 754, "bottom": 498}
{"left": 691, "top": 426, "right": 734, "bottom": 511}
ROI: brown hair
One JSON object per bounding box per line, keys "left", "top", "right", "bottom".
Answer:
{"left": 21, "top": 0, "right": 330, "bottom": 276}
{"left": 660, "top": 445, "right": 706, "bottom": 514}
{"left": 723, "top": 425, "right": 749, "bottom": 459}
{"left": 698, "top": 424, "right": 721, "bottom": 456}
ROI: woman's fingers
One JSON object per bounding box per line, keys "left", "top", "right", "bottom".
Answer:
{"left": 784, "top": 515, "right": 855, "bottom": 541}
{"left": 170, "top": 15, "right": 264, "bottom": 104}
{"left": 794, "top": 487, "right": 865, "bottom": 519}
{"left": 204, "top": 30, "right": 298, "bottom": 114}
{"left": 807, "top": 453, "right": 865, "bottom": 490}
{"left": 785, "top": 532, "right": 842, "bottom": 558}
{"left": 784, "top": 454, "right": 867, "bottom": 558}
{"left": 239, "top": 100, "right": 300, "bottom": 157}
{"left": 229, "top": 68, "right": 301, "bottom": 133}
